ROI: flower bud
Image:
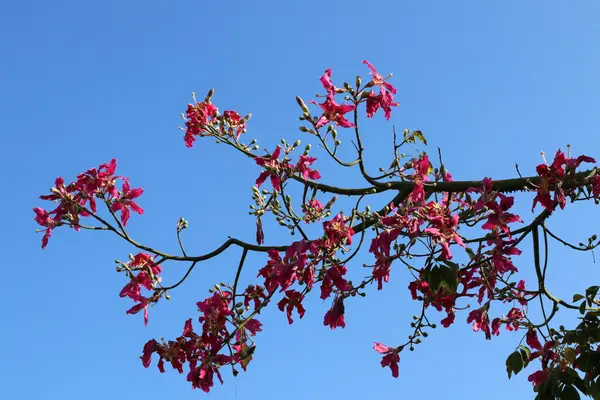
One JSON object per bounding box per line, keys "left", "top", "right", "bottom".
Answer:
{"left": 296, "top": 96, "right": 310, "bottom": 113}
{"left": 355, "top": 76, "right": 361, "bottom": 88}
{"left": 294, "top": 140, "right": 301, "bottom": 148}
{"left": 204, "top": 88, "right": 214, "bottom": 102}
{"left": 335, "top": 140, "right": 341, "bottom": 146}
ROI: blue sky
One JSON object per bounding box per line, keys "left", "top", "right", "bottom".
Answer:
{"left": 2, "top": 0, "right": 600, "bottom": 398}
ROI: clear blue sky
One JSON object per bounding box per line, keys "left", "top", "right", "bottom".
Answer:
{"left": 2, "top": 1, "right": 600, "bottom": 398}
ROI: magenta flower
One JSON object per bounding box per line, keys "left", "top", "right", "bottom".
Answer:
{"left": 184, "top": 100, "right": 219, "bottom": 148}
{"left": 527, "top": 369, "right": 550, "bottom": 387}
{"left": 467, "top": 307, "right": 491, "bottom": 339}
{"left": 295, "top": 155, "right": 322, "bottom": 180}
{"left": 277, "top": 290, "right": 306, "bottom": 324}
{"left": 481, "top": 194, "right": 522, "bottom": 236}
{"left": 409, "top": 155, "right": 431, "bottom": 203}
{"left": 320, "top": 265, "right": 350, "bottom": 299}
{"left": 593, "top": 175, "right": 600, "bottom": 199}
{"left": 362, "top": 60, "right": 399, "bottom": 120}
{"left": 374, "top": 342, "right": 400, "bottom": 378}
{"left": 222, "top": 110, "right": 247, "bottom": 139}
{"left": 110, "top": 180, "right": 144, "bottom": 226}
{"left": 255, "top": 146, "right": 288, "bottom": 192}
{"left": 319, "top": 68, "right": 336, "bottom": 94}
{"left": 323, "top": 213, "right": 355, "bottom": 249}
{"left": 323, "top": 296, "right": 346, "bottom": 329}
{"left": 33, "top": 207, "right": 56, "bottom": 249}
{"left": 310, "top": 94, "right": 356, "bottom": 129}
{"left": 526, "top": 329, "right": 543, "bottom": 351}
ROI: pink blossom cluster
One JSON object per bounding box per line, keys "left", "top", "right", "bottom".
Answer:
{"left": 141, "top": 287, "right": 264, "bottom": 392}
{"left": 183, "top": 91, "right": 250, "bottom": 148}
{"left": 255, "top": 146, "right": 322, "bottom": 191}
{"left": 119, "top": 253, "right": 162, "bottom": 325}
{"left": 34, "top": 159, "right": 143, "bottom": 248}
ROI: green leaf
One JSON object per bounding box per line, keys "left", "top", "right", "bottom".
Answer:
{"left": 580, "top": 301, "right": 587, "bottom": 315}
{"left": 561, "top": 385, "right": 581, "bottom": 400}
{"left": 427, "top": 263, "right": 459, "bottom": 294}
{"left": 427, "top": 266, "right": 442, "bottom": 293}
{"left": 573, "top": 294, "right": 585, "bottom": 303}
{"left": 586, "top": 286, "right": 600, "bottom": 306}
{"left": 506, "top": 350, "right": 524, "bottom": 379}
{"left": 412, "top": 130, "right": 427, "bottom": 145}
{"left": 520, "top": 345, "right": 532, "bottom": 368}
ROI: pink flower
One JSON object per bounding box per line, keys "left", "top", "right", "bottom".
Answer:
{"left": 323, "top": 296, "right": 346, "bottom": 329}
{"left": 182, "top": 318, "right": 195, "bottom": 337}
{"left": 187, "top": 365, "right": 219, "bottom": 393}
{"left": 423, "top": 206, "right": 465, "bottom": 260}
{"left": 363, "top": 61, "right": 397, "bottom": 94}
{"left": 197, "top": 292, "right": 233, "bottom": 332}
{"left": 505, "top": 308, "right": 524, "bottom": 331}
{"left": 319, "top": 68, "right": 336, "bottom": 94}
{"left": 531, "top": 149, "right": 589, "bottom": 212}
{"left": 491, "top": 318, "right": 501, "bottom": 336}
{"left": 441, "top": 312, "right": 456, "bottom": 328}
{"left": 564, "top": 154, "right": 595, "bottom": 170}
{"left": 110, "top": 180, "right": 144, "bottom": 226}
{"left": 310, "top": 94, "right": 356, "bottom": 129}
{"left": 527, "top": 369, "right": 550, "bottom": 387}
{"left": 295, "top": 155, "right": 322, "bottom": 180}
{"left": 362, "top": 60, "right": 399, "bottom": 120}
{"left": 120, "top": 253, "right": 161, "bottom": 325}
{"left": 320, "top": 265, "right": 350, "bottom": 299}
{"left": 481, "top": 194, "right": 522, "bottom": 236}
{"left": 256, "top": 216, "right": 264, "bottom": 245}
{"left": 526, "top": 329, "right": 543, "bottom": 351}
{"left": 243, "top": 285, "right": 267, "bottom": 311}
{"left": 409, "top": 155, "right": 431, "bottom": 203}
{"left": 592, "top": 175, "right": 600, "bottom": 200}
{"left": 141, "top": 339, "right": 159, "bottom": 368}
{"left": 467, "top": 307, "right": 491, "bottom": 339}
{"left": 126, "top": 297, "right": 149, "bottom": 325}
{"left": 323, "top": 213, "right": 355, "bottom": 249}
{"left": 33, "top": 207, "right": 56, "bottom": 249}
{"left": 255, "top": 146, "right": 288, "bottom": 192}
{"left": 277, "top": 290, "right": 306, "bottom": 324}
{"left": 302, "top": 199, "right": 325, "bottom": 223}
{"left": 374, "top": 342, "right": 400, "bottom": 378}
{"left": 184, "top": 99, "right": 219, "bottom": 148}
{"left": 221, "top": 110, "right": 247, "bottom": 139}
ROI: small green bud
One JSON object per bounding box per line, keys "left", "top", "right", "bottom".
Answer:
{"left": 205, "top": 88, "right": 215, "bottom": 102}
{"left": 296, "top": 96, "right": 309, "bottom": 113}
